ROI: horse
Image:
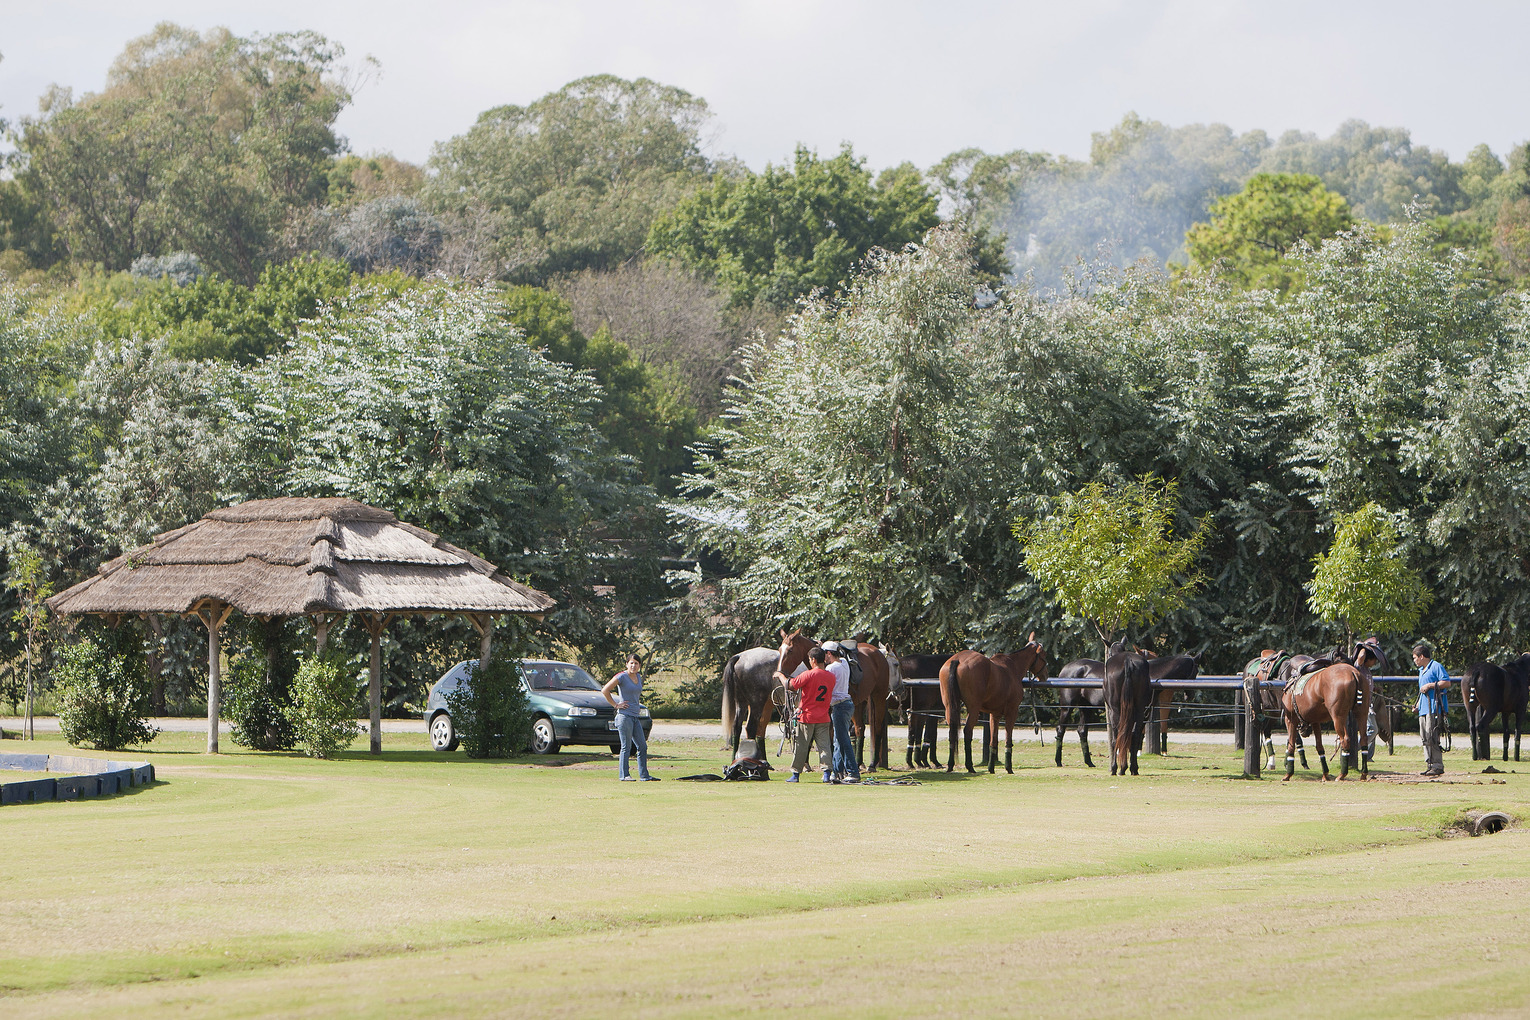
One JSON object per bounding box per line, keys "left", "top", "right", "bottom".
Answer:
{"left": 1280, "top": 651, "right": 1371, "bottom": 781}
{"left": 1141, "top": 650, "right": 1201, "bottom": 754}
{"left": 720, "top": 647, "right": 787, "bottom": 761}
{"left": 1250, "top": 641, "right": 1389, "bottom": 769}
{"left": 891, "top": 653, "right": 953, "bottom": 768}
{"left": 1461, "top": 653, "right": 1530, "bottom": 761}
{"left": 775, "top": 629, "right": 892, "bottom": 772}
{"left": 1103, "top": 638, "right": 1151, "bottom": 776}
{"left": 939, "top": 637, "right": 1047, "bottom": 775}
{"left": 1053, "top": 658, "right": 1105, "bottom": 768}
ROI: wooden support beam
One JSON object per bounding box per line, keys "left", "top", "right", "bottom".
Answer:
{"left": 194, "top": 600, "right": 233, "bottom": 755}
{"left": 360, "top": 612, "right": 392, "bottom": 755}
{"left": 467, "top": 614, "right": 494, "bottom": 666}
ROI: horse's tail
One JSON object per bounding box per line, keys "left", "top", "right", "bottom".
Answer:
{"left": 720, "top": 653, "right": 740, "bottom": 743}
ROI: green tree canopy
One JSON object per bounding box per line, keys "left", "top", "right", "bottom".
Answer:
{"left": 1306, "top": 502, "right": 1431, "bottom": 641}
{"left": 424, "top": 75, "right": 711, "bottom": 283}
{"left": 1185, "top": 172, "right": 1355, "bottom": 290}
{"left": 497, "top": 285, "right": 698, "bottom": 492}
{"left": 647, "top": 144, "right": 940, "bottom": 309}
{"left": 14, "top": 23, "right": 348, "bottom": 284}
{"left": 1015, "top": 479, "right": 1206, "bottom": 645}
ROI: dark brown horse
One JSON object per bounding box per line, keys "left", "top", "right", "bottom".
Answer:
{"left": 1104, "top": 638, "right": 1151, "bottom": 776}
{"left": 1251, "top": 641, "right": 1390, "bottom": 769}
{"left": 1280, "top": 655, "right": 1371, "bottom": 781}
{"left": 939, "top": 637, "right": 1047, "bottom": 774}
{"left": 1054, "top": 658, "right": 1104, "bottom": 767}
{"left": 775, "top": 630, "right": 892, "bottom": 771}
{"left": 1462, "top": 653, "right": 1530, "bottom": 761}
{"left": 892, "top": 653, "right": 953, "bottom": 768}
{"left": 1140, "top": 650, "right": 1201, "bottom": 754}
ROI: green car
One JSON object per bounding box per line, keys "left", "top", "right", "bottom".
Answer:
{"left": 425, "top": 658, "right": 652, "bottom": 754}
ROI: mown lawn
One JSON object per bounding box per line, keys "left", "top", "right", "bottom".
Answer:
{"left": 2, "top": 729, "right": 1526, "bottom": 1018}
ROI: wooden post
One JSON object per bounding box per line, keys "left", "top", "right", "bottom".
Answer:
{"left": 468, "top": 614, "right": 493, "bottom": 666}
{"left": 197, "top": 601, "right": 232, "bottom": 754}
{"left": 1242, "top": 675, "right": 1261, "bottom": 777}
{"left": 1145, "top": 687, "right": 1161, "bottom": 756}
{"left": 361, "top": 613, "right": 390, "bottom": 755}
{"left": 314, "top": 614, "right": 331, "bottom": 654}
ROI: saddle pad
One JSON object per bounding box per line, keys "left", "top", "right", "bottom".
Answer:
{"left": 1292, "top": 673, "right": 1312, "bottom": 698}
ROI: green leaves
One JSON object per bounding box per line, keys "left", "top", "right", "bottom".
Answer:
{"left": 1307, "top": 503, "right": 1431, "bottom": 639}
{"left": 1016, "top": 478, "right": 1206, "bottom": 644}
{"left": 647, "top": 144, "right": 940, "bottom": 309}
{"left": 1185, "top": 173, "right": 1355, "bottom": 291}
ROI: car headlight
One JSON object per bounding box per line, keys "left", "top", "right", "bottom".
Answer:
{"left": 565, "top": 706, "right": 598, "bottom": 717}
{"left": 638, "top": 707, "right": 651, "bottom": 718}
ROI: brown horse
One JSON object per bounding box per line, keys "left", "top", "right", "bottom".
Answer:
{"left": 938, "top": 636, "right": 1047, "bottom": 775}
{"left": 1280, "top": 656, "right": 1370, "bottom": 781}
{"left": 775, "top": 629, "right": 892, "bottom": 772}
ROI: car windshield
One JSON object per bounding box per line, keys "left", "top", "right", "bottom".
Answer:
{"left": 524, "top": 664, "right": 601, "bottom": 691}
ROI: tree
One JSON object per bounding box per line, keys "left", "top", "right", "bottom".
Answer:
{"left": 647, "top": 144, "right": 941, "bottom": 308}
{"left": 498, "top": 285, "right": 698, "bottom": 491}
{"left": 555, "top": 259, "right": 774, "bottom": 417}
{"left": 1015, "top": 479, "right": 1206, "bottom": 647}
{"left": 424, "top": 75, "right": 711, "bottom": 283}
{"left": 1306, "top": 502, "right": 1431, "bottom": 643}
{"left": 15, "top": 24, "right": 349, "bottom": 283}
{"left": 1185, "top": 173, "right": 1355, "bottom": 290}
{"left": 4, "top": 545, "right": 52, "bottom": 739}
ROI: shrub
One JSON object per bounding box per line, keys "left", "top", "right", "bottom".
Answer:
{"left": 223, "top": 653, "right": 297, "bottom": 751}
{"left": 53, "top": 639, "right": 158, "bottom": 750}
{"left": 284, "top": 656, "right": 359, "bottom": 759}
{"left": 444, "top": 656, "right": 533, "bottom": 758}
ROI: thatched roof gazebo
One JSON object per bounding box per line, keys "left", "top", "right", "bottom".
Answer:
{"left": 47, "top": 497, "right": 555, "bottom": 753}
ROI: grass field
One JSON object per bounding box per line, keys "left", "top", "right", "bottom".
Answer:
{"left": 2, "top": 728, "right": 1528, "bottom": 1018}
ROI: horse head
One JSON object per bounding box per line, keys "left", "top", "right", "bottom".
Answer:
{"left": 1023, "top": 632, "right": 1048, "bottom": 681}
{"left": 776, "top": 628, "right": 812, "bottom": 677}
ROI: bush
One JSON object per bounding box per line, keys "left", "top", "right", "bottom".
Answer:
{"left": 223, "top": 653, "right": 297, "bottom": 751}
{"left": 53, "top": 639, "right": 158, "bottom": 750}
{"left": 444, "top": 656, "right": 534, "bottom": 758}
{"left": 284, "top": 656, "right": 359, "bottom": 759}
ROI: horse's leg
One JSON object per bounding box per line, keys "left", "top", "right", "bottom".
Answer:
{"left": 1157, "top": 690, "right": 1170, "bottom": 755}
{"left": 1079, "top": 709, "right": 1095, "bottom": 768}
{"left": 1283, "top": 711, "right": 1298, "bottom": 781}
{"left": 963, "top": 709, "right": 978, "bottom": 774}
{"left": 945, "top": 703, "right": 959, "bottom": 774}
{"left": 1312, "top": 724, "right": 1330, "bottom": 781}
{"left": 755, "top": 700, "right": 774, "bottom": 762}
{"left": 1004, "top": 713, "right": 1015, "bottom": 774}
{"left": 1054, "top": 705, "right": 1066, "bottom": 767}
{"left": 1504, "top": 709, "right": 1512, "bottom": 762}
{"left": 1332, "top": 700, "right": 1352, "bottom": 780}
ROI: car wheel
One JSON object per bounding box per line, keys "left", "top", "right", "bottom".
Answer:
{"left": 531, "top": 716, "right": 561, "bottom": 754}
{"left": 429, "top": 712, "right": 459, "bottom": 752}
{"left": 609, "top": 743, "right": 622, "bottom": 754}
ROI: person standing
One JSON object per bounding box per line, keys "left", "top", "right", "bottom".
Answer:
{"left": 1413, "top": 642, "right": 1450, "bottom": 777}
{"left": 824, "top": 643, "right": 860, "bottom": 784}
{"left": 602, "top": 654, "right": 658, "bottom": 782}
{"left": 781, "top": 646, "right": 835, "bottom": 782}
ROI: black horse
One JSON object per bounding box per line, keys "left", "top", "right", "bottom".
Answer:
{"left": 1054, "top": 658, "right": 1105, "bottom": 767}
{"left": 892, "top": 654, "right": 953, "bottom": 769}
{"left": 1144, "top": 652, "right": 1201, "bottom": 754}
{"left": 1104, "top": 638, "right": 1151, "bottom": 776}
{"left": 720, "top": 647, "right": 787, "bottom": 761}
{"left": 1462, "top": 653, "right": 1530, "bottom": 761}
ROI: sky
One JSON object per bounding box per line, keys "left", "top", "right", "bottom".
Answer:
{"left": 3, "top": 0, "right": 1527, "bottom": 171}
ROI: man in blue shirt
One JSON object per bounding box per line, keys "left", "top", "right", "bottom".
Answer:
{"left": 1413, "top": 642, "right": 1450, "bottom": 777}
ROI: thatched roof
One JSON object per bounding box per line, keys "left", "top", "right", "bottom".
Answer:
{"left": 47, "top": 497, "right": 555, "bottom": 619}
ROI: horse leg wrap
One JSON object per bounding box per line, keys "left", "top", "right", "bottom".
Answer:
{"left": 1319, "top": 754, "right": 1329, "bottom": 777}
{"left": 1285, "top": 754, "right": 1295, "bottom": 779}
{"left": 1005, "top": 747, "right": 1013, "bottom": 774}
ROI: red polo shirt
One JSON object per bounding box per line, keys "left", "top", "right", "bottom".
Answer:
{"left": 789, "top": 667, "right": 835, "bottom": 724}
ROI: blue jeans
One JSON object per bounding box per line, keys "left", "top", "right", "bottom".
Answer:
{"left": 831, "top": 699, "right": 859, "bottom": 778}
{"left": 617, "top": 715, "right": 649, "bottom": 779}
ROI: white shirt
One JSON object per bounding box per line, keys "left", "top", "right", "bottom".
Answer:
{"left": 827, "top": 658, "right": 851, "bottom": 702}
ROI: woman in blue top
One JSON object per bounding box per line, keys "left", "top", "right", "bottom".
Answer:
{"left": 602, "top": 654, "right": 658, "bottom": 781}
{"left": 1413, "top": 642, "right": 1450, "bottom": 777}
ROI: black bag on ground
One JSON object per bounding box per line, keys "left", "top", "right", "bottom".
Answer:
{"left": 722, "top": 756, "right": 771, "bottom": 781}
